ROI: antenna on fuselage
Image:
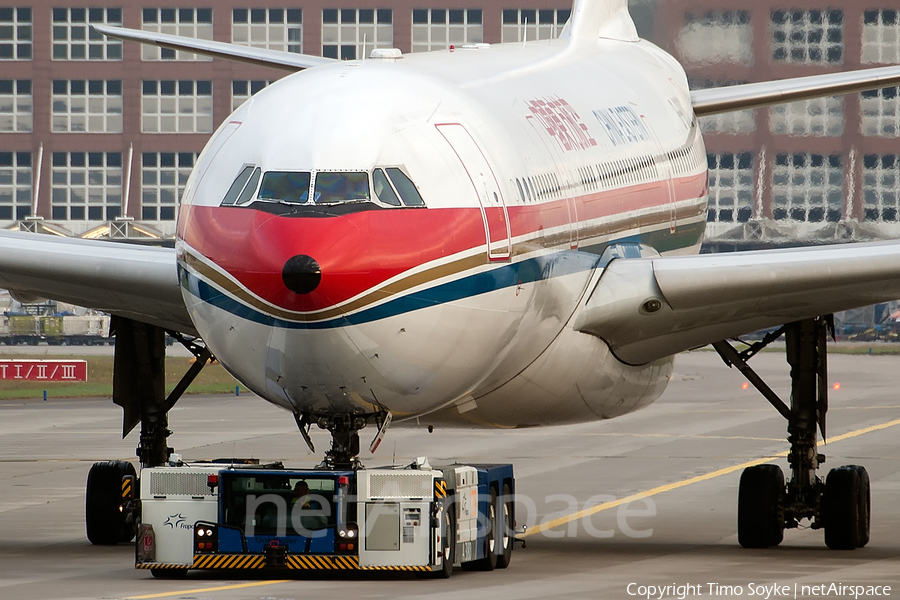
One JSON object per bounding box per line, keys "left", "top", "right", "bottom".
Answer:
{"left": 522, "top": 17, "right": 528, "bottom": 48}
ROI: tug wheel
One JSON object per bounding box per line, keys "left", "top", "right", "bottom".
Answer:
{"left": 86, "top": 460, "right": 136, "bottom": 545}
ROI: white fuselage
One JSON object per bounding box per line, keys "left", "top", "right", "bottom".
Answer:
{"left": 175, "top": 35, "right": 708, "bottom": 428}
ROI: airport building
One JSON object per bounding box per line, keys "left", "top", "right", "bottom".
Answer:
{"left": 1, "top": 0, "right": 899, "bottom": 248}
{"left": 0, "top": 0, "right": 574, "bottom": 239}
{"left": 649, "top": 1, "right": 900, "bottom": 250}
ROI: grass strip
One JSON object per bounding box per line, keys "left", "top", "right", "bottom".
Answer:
{"left": 0, "top": 356, "right": 244, "bottom": 400}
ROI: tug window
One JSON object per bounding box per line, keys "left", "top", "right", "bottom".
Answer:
{"left": 258, "top": 171, "right": 311, "bottom": 203}
{"left": 313, "top": 171, "right": 369, "bottom": 204}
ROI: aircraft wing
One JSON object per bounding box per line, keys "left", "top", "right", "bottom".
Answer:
{"left": 692, "top": 65, "right": 900, "bottom": 116}
{"left": 0, "top": 230, "right": 196, "bottom": 335}
{"left": 573, "top": 241, "right": 900, "bottom": 365}
{"left": 92, "top": 24, "right": 336, "bottom": 71}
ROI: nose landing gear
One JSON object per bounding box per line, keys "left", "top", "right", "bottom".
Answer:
{"left": 294, "top": 410, "right": 390, "bottom": 470}
{"left": 714, "top": 316, "right": 871, "bottom": 550}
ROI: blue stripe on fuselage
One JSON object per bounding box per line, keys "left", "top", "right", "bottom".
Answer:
{"left": 180, "top": 250, "right": 601, "bottom": 330}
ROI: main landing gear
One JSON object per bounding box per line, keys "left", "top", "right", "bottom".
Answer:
{"left": 714, "top": 316, "right": 870, "bottom": 550}
{"left": 85, "top": 318, "right": 213, "bottom": 546}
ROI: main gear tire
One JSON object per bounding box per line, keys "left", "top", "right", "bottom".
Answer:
{"left": 738, "top": 464, "right": 785, "bottom": 548}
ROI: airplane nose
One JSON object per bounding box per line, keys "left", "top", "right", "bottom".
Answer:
{"left": 282, "top": 255, "right": 321, "bottom": 294}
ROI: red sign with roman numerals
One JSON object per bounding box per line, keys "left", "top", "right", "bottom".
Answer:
{"left": 0, "top": 360, "right": 87, "bottom": 381}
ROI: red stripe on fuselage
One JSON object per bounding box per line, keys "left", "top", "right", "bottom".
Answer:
{"left": 178, "top": 171, "right": 707, "bottom": 314}
{"left": 180, "top": 204, "right": 488, "bottom": 313}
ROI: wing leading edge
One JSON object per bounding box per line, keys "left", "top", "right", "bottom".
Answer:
{"left": 0, "top": 230, "right": 195, "bottom": 335}
{"left": 692, "top": 64, "right": 900, "bottom": 116}
{"left": 573, "top": 241, "right": 900, "bottom": 365}
{"left": 92, "top": 24, "right": 336, "bottom": 71}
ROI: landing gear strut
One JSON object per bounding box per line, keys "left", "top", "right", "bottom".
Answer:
{"left": 322, "top": 414, "right": 364, "bottom": 469}
{"left": 294, "top": 410, "right": 391, "bottom": 470}
{"left": 86, "top": 318, "right": 213, "bottom": 545}
{"left": 714, "top": 316, "right": 870, "bottom": 550}
{"left": 112, "top": 320, "right": 212, "bottom": 466}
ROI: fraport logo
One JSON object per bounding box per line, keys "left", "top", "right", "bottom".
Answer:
{"left": 163, "top": 514, "right": 193, "bottom": 530}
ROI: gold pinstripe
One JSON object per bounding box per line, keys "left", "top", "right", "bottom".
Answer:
{"left": 181, "top": 192, "right": 708, "bottom": 326}
{"left": 183, "top": 248, "right": 484, "bottom": 324}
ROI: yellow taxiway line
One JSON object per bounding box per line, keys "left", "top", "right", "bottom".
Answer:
{"left": 124, "top": 416, "right": 900, "bottom": 598}
{"left": 125, "top": 580, "right": 290, "bottom": 599}
{"left": 522, "top": 416, "right": 900, "bottom": 537}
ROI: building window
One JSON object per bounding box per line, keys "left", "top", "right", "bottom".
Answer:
{"left": 142, "top": 80, "right": 213, "bottom": 133}
{"left": 863, "top": 154, "right": 900, "bottom": 221}
{"left": 772, "top": 153, "right": 842, "bottom": 222}
{"left": 0, "top": 7, "right": 31, "bottom": 60}
{"left": 862, "top": 10, "right": 900, "bottom": 64}
{"left": 771, "top": 9, "right": 843, "bottom": 64}
{"left": 501, "top": 8, "right": 569, "bottom": 43}
{"left": 0, "top": 151, "right": 31, "bottom": 220}
{"left": 769, "top": 97, "right": 843, "bottom": 137}
{"left": 52, "top": 7, "right": 122, "bottom": 60}
{"left": 707, "top": 152, "right": 753, "bottom": 223}
{"left": 232, "top": 79, "right": 273, "bottom": 110}
{"left": 142, "top": 8, "right": 212, "bottom": 61}
{"left": 411, "top": 8, "right": 482, "bottom": 52}
{"left": 861, "top": 87, "right": 900, "bottom": 137}
{"left": 0, "top": 79, "right": 31, "bottom": 132}
{"left": 141, "top": 152, "right": 196, "bottom": 221}
{"left": 692, "top": 80, "right": 755, "bottom": 134}
{"left": 232, "top": 8, "right": 301, "bottom": 53}
{"left": 678, "top": 10, "right": 752, "bottom": 65}
{"left": 51, "top": 80, "right": 122, "bottom": 133}
{"left": 322, "top": 8, "right": 393, "bottom": 60}
{"left": 51, "top": 152, "right": 122, "bottom": 221}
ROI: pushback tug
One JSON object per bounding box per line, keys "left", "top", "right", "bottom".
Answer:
{"left": 125, "top": 456, "right": 514, "bottom": 578}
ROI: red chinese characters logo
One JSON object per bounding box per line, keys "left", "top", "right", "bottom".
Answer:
{"left": 526, "top": 96, "right": 597, "bottom": 152}
{"left": 0, "top": 360, "right": 87, "bottom": 381}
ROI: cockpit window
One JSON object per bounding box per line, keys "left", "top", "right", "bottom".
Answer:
{"left": 222, "top": 167, "right": 425, "bottom": 213}
{"left": 313, "top": 172, "right": 370, "bottom": 204}
{"left": 386, "top": 168, "right": 425, "bottom": 206}
{"left": 236, "top": 167, "right": 261, "bottom": 205}
{"left": 258, "top": 171, "right": 311, "bottom": 204}
{"left": 372, "top": 169, "right": 401, "bottom": 206}
{"left": 221, "top": 166, "right": 256, "bottom": 206}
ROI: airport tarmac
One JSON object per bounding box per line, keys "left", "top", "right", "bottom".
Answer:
{"left": 0, "top": 343, "right": 193, "bottom": 357}
{"left": 0, "top": 350, "right": 898, "bottom": 600}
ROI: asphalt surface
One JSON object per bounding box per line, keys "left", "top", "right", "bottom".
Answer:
{"left": 0, "top": 343, "right": 193, "bottom": 357}
{"left": 0, "top": 350, "right": 898, "bottom": 600}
